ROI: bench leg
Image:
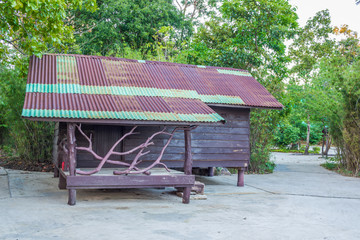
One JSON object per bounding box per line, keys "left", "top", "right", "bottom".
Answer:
{"left": 182, "top": 187, "right": 191, "bottom": 204}
{"left": 68, "top": 189, "right": 76, "bottom": 206}
{"left": 237, "top": 168, "right": 245, "bottom": 187}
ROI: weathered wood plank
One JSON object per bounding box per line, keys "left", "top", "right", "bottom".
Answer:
{"left": 190, "top": 133, "right": 249, "bottom": 141}
{"left": 66, "top": 174, "right": 195, "bottom": 189}
{"left": 77, "top": 159, "right": 249, "bottom": 168}
{"left": 123, "top": 146, "right": 249, "bottom": 154}
{"left": 125, "top": 139, "right": 249, "bottom": 148}
{"left": 192, "top": 127, "right": 249, "bottom": 134}
{"left": 192, "top": 153, "right": 249, "bottom": 160}
{"left": 122, "top": 152, "right": 248, "bottom": 161}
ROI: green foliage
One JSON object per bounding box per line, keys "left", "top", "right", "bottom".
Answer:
{"left": 191, "top": 0, "right": 298, "bottom": 73}
{"left": 250, "top": 140, "right": 275, "bottom": 173}
{"left": 186, "top": 0, "right": 298, "bottom": 173}
{"left": 0, "top": 61, "right": 54, "bottom": 163}
{"left": 0, "top": 0, "right": 97, "bottom": 163}
{"left": 0, "top": 0, "right": 97, "bottom": 63}
{"left": 317, "top": 35, "right": 360, "bottom": 174}
{"left": 274, "top": 123, "right": 300, "bottom": 147}
{"left": 296, "top": 122, "right": 322, "bottom": 144}
{"left": 321, "top": 160, "right": 338, "bottom": 170}
{"left": 288, "top": 10, "right": 335, "bottom": 80}
{"left": 312, "top": 146, "right": 320, "bottom": 154}
{"left": 271, "top": 147, "right": 320, "bottom": 154}
{"left": 71, "top": 0, "right": 190, "bottom": 57}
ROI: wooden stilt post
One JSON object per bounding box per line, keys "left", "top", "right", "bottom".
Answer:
{"left": 183, "top": 127, "right": 192, "bottom": 204}
{"left": 67, "top": 123, "right": 77, "bottom": 205}
{"left": 208, "top": 167, "right": 214, "bottom": 177}
{"left": 237, "top": 168, "right": 245, "bottom": 187}
{"left": 53, "top": 122, "right": 59, "bottom": 178}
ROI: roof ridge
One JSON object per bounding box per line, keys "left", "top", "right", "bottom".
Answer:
{"left": 43, "top": 53, "right": 250, "bottom": 72}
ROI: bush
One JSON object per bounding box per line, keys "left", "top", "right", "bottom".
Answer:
{"left": 275, "top": 123, "right": 300, "bottom": 147}
{"left": 0, "top": 61, "right": 54, "bottom": 164}
{"left": 321, "top": 161, "right": 338, "bottom": 170}
{"left": 249, "top": 109, "right": 278, "bottom": 173}
{"left": 312, "top": 146, "right": 320, "bottom": 154}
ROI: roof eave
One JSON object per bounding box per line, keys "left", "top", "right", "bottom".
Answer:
{"left": 22, "top": 117, "right": 226, "bottom": 126}
{"left": 207, "top": 103, "right": 284, "bottom": 110}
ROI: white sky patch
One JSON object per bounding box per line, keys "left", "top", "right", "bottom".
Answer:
{"left": 289, "top": 0, "right": 360, "bottom": 34}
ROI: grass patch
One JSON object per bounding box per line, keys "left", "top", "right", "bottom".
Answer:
{"left": 320, "top": 157, "right": 360, "bottom": 178}
{"left": 271, "top": 148, "right": 320, "bottom": 154}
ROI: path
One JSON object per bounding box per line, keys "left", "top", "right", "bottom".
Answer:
{"left": 0, "top": 153, "right": 359, "bottom": 240}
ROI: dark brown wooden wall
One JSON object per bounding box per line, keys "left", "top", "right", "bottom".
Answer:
{"left": 60, "top": 107, "right": 250, "bottom": 169}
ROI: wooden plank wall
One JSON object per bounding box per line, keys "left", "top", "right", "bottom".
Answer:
{"left": 190, "top": 107, "right": 250, "bottom": 168}
{"left": 69, "top": 107, "right": 250, "bottom": 169}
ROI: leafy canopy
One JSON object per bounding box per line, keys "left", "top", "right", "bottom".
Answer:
{"left": 189, "top": 0, "right": 298, "bottom": 77}
{"left": 72, "top": 0, "right": 191, "bottom": 57}
{"left": 0, "top": 0, "right": 97, "bottom": 63}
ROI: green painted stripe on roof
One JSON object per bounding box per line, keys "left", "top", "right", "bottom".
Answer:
{"left": 26, "top": 84, "right": 200, "bottom": 99}
{"left": 21, "top": 109, "right": 224, "bottom": 122}
{"left": 26, "top": 83, "right": 245, "bottom": 105}
{"left": 217, "top": 69, "right": 252, "bottom": 77}
{"left": 197, "top": 65, "right": 206, "bottom": 68}
{"left": 138, "top": 60, "right": 146, "bottom": 63}
{"left": 199, "top": 94, "right": 244, "bottom": 105}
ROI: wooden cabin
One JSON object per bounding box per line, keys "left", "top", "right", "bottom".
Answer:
{"left": 22, "top": 54, "right": 283, "bottom": 205}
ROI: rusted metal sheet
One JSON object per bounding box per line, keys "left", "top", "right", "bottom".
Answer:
{"left": 23, "top": 54, "right": 283, "bottom": 123}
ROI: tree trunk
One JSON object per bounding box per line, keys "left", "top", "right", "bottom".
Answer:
{"left": 321, "top": 126, "right": 325, "bottom": 157}
{"left": 304, "top": 114, "right": 311, "bottom": 155}
{"left": 324, "top": 136, "right": 331, "bottom": 157}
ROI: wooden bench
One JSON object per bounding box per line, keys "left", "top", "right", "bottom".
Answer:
{"left": 59, "top": 168, "right": 195, "bottom": 203}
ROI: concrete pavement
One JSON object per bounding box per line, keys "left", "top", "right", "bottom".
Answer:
{"left": 1, "top": 153, "right": 360, "bottom": 240}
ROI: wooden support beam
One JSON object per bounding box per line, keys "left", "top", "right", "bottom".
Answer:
{"left": 52, "top": 122, "right": 59, "bottom": 178}
{"left": 54, "top": 143, "right": 63, "bottom": 178}
{"left": 183, "top": 128, "right": 192, "bottom": 175}
{"left": 67, "top": 123, "right": 77, "bottom": 205}
{"left": 237, "top": 168, "right": 245, "bottom": 187}
{"left": 182, "top": 128, "right": 192, "bottom": 204}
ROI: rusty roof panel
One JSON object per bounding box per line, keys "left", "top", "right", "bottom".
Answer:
{"left": 22, "top": 54, "right": 283, "bottom": 123}
{"left": 23, "top": 92, "right": 223, "bottom": 122}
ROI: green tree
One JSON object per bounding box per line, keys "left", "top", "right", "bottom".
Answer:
{"left": 0, "top": 0, "right": 96, "bottom": 163}
{"left": 0, "top": 0, "right": 97, "bottom": 63}
{"left": 287, "top": 10, "right": 335, "bottom": 155}
{"left": 186, "top": 0, "right": 298, "bottom": 172}
{"left": 71, "top": 0, "right": 190, "bottom": 57}
{"left": 317, "top": 34, "right": 360, "bottom": 174}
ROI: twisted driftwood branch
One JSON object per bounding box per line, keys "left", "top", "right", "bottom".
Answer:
{"left": 113, "top": 127, "right": 179, "bottom": 175}
{"left": 74, "top": 125, "right": 181, "bottom": 176}
{"left": 75, "top": 125, "right": 144, "bottom": 175}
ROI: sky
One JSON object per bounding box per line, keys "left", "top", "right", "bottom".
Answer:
{"left": 289, "top": 0, "right": 360, "bottom": 34}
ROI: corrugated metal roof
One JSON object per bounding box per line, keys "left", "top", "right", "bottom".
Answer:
{"left": 22, "top": 54, "right": 283, "bottom": 123}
